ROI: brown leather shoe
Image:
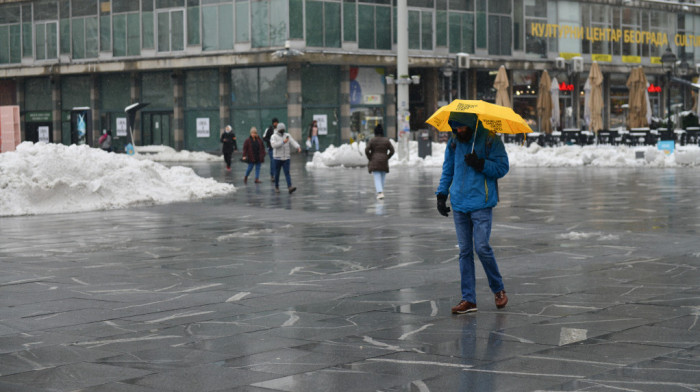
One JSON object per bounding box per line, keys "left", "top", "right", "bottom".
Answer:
{"left": 495, "top": 290, "right": 508, "bottom": 309}
{"left": 451, "top": 300, "right": 477, "bottom": 314}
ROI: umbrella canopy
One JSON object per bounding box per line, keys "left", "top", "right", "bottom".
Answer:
{"left": 537, "top": 70, "right": 553, "bottom": 134}
{"left": 550, "top": 76, "right": 561, "bottom": 131}
{"left": 587, "top": 62, "right": 604, "bottom": 133}
{"left": 494, "top": 65, "right": 511, "bottom": 108}
{"left": 626, "top": 67, "right": 649, "bottom": 129}
{"left": 426, "top": 99, "right": 533, "bottom": 134}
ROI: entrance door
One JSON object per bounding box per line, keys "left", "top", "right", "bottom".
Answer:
{"left": 142, "top": 112, "right": 173, "bottom": 147}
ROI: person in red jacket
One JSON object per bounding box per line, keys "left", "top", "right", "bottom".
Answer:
{"left": 242, "top": 127, "right": 266, "bottom": 184}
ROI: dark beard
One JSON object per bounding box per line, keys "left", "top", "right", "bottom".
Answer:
{"left": 455, "top": 129, "right": 474, "bottom": 143}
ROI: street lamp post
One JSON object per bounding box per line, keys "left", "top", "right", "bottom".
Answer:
{"left": 661, "top": 47, "right": 677, "bottom": 131}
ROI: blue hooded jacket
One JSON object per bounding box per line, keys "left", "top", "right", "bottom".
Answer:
{"left": 436, "top": 115, "right": 509, "bottom": 213}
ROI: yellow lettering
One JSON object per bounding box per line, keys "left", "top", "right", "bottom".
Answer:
{"left": 531, "top": 22, "right": 543, "bottom": 37}
{"left": 614, "top": 29, "right": 622, "bottom": 42}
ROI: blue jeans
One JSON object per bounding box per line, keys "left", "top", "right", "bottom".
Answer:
{"left": 245, "top": 162, "right": 261, "bottom": 179}
{"left": 311, "top": 135, "right": 319, "bottom": 151}
{"left": 373, "top": 171, "right": 386, "bottom": 193}
{"left": 274, "top": 159, "right": 291, "bottom": 188}
{"left": 453, "top": 208, "right": 504, "bottom": 303}
{"left": 268, "top": 147, "right": 275, "bottom": 177}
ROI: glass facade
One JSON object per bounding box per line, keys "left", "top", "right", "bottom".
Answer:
{"left": 3, "top": 0, "right": 700, "bottom": 149}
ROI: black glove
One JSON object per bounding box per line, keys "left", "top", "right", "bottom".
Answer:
{"left": 465, "top": 153, "right": 485, "bottom": 172}
{"left": 437, "top": 194, "right": 451, "bottom": 217}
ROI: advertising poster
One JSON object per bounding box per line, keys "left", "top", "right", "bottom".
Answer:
{"left": 196, "top": 118, "right": 210, "bottom": 138}
{"left": 116, "top": 117, "right": 127, "bottom": 137}
{"left": 38, "top": 126, "right": 50, "bottom": 143}
{"left": 313, "top": 114, "right": 328, "bottom": 135}
{"left": 349, "top": 67, "right": 385, "bottom": 105}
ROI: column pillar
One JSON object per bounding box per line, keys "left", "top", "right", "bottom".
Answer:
{"left": 173, "top": 71, "right": 184, "bottom": 150}
{"left": 386, "top": 81, "right": 396, "bottom": 139}
{"left": 51, "top": 75, "right": 61, "bottom": 144}
{"left": 219, "top": 67, "right": 230, "bottom": 132}
{"left": 287, "top": 63, "right": 302, "bottom": 141}
{"left": 130, "top": 72, "right": 141, "bottom": 145}
{"left": 91, "top": 74, "right": 100, "bottom": 145}
{"left": 339, "top": 65, "right": 351, "bottom": 143}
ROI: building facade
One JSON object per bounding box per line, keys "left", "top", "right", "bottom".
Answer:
{"left": 1, "top": 0, "right": 699, "bottom": 151}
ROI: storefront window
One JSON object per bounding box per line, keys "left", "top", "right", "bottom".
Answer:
{"left": 512, "top": 70, "right": 538, "bottom": 131}
{"left": 348, "top": 67, "right": 386, "bottom": 141}
{"left": 475, "top": 70, "right": 496, "bottom": 102}
{"left": 551, "top": 72, "right": 577, "bottom": 130}
{"left": 609, "top": 73, "right": 627, "bottom": 130}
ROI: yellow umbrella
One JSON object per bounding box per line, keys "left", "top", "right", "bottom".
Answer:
{"left": 426, "top": 99, "right": 534, "bottom": 134}
{"left": 537, "top": 70, "right": 553, "bottom": 134}
{"left": 494, "top": 65, "right": 511, "bottom": 108}
{"left": 587, "top": 62, "right": 604, "bottom": 133}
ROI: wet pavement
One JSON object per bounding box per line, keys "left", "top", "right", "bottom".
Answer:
{"left": 1, "top": 153, "right": 699, "bottom": 391}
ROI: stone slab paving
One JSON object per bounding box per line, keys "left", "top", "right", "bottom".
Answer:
{"left": 1, "top": 155, "right": 698, "bottom": 391}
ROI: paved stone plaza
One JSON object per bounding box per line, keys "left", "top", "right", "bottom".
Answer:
{"left": 1, "top": 154, "right": 699, "bottom": 391}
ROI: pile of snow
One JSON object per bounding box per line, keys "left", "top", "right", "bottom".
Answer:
{"left": 0, "top": 142, "right": 234, "bottom": 217}
{"left": 134, "top": 145, "right": 220, "bottom": 162}
{"left": 307, "top": 140, "right": 700, "bottom": 169}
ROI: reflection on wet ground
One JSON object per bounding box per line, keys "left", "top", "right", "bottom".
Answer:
{"left": 1, "top": 154, "right": 698, "bottom": 391}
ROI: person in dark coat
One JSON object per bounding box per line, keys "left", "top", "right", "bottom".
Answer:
{"left": 365, "top": 124, "right": 395, "bottom": 200}
{"left": 242, "top": 126, "right": 266, "bottom": 184}
{"left": 262, "top": 118, "right": 278, "bottom": 181}
{"left": 220, "top": 125, "right": 238, "bottom": 171}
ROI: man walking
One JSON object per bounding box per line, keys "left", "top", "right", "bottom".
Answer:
{"left": 263, "top": 118, "right": 278, "bottom": 181}
{"left": 435, "top": 113, "right": 510, "bottom": 314}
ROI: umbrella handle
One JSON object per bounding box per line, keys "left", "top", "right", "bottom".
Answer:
{"left": 472, "top": 119, "right": 481, "bottom": 153}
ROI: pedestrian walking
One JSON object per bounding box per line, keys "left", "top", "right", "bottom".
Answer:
{"left": 307, "top": 120, "right": 320, "bottom": 152}
{"left": 98, "top": 130, "right": 112, "bottom": 152}
{"left": 220, "top": 125, "right": 238, "bottom": 171}
{"left": 435, "top": 113, "right": 510, "bottom": 314}
{"left": 262, "top": 118, "right": 278, "bottom": 181}
{"left": 365, "top": 124, "right": 394, "bottom": 200}
{"left": 242, "top": 126, "right": 266, "bottom": 184}
{"left": 270, "top": 122, "right": 301, "bottom": 194}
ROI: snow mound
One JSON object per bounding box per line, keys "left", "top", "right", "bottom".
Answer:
{"left": 0, "top": 142, "right": 234, "bottom": 217}
{"left": 134, "top": 145, "right": 220, "bottom": 162}
{"left": 307, "top": 138, "right": 700, "bottom": 169}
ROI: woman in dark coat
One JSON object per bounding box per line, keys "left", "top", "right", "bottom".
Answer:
{"left": 365, "top": 124, "right": 395, "bottom": 200}
{"left": 242, "top": 126, "right": 266, "bottom": 184}
{"left": 220, "top": 125, "right": 238, "bottom": 171}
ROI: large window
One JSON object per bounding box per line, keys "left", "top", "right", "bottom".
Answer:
{"left": 358, "top": 2, "right": 391, "bottom": 50}
{"left": 251, "top": 0, "right": 286, "bottom": 48}
{"left": 0, "top": 5, "right": 21, "bottom": 64}
{"left": 202, "top": 2, "right": 233, "bottom": 51}
{"left": 35, "top": 22, "right": 58, "bottom": 60}
{"left": 581, "top": 3, "right": 612, "bottom": 57}
{"left": 448, "top": 11, "right": 473, "bottom": 53}
{"left": 619, "top": 8, "right": 641, "bottom": 57}
{"left": 306, "top": 1, "right": 340, "bottom": 48}
{"left": 72, "top": 0, "right": 100, "bottom": 60}
{"left": 230, "top": 66, "right": 287, "bottom": 136}
{"left": 488, "top": 0, "right": 511, "bottom": 56}
{"left": 408, "top": 9, "right": 433, "bottom": 51}
{"left": 524, "top": 0, "right": 548, "bottom": 57}
{"left": 157, "top": 8, "right": 185, "bottom": 51}
{"left": 236, "top": 0, "right": 249, "bottom": 43}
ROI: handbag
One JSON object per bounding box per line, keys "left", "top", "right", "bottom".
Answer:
{"left": 240, "top": 156, "right": 248, "bottom": 162}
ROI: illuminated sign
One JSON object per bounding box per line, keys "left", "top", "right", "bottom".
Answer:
{"left": 648, "top": 84, "right": 662, "bottom": 93}
{"left": 559, "top": 82, "right": 574, "bottom": 91}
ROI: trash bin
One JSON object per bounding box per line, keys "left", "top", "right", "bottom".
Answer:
{"left": 417, "top": 130, "right": 432, "bottom": 158}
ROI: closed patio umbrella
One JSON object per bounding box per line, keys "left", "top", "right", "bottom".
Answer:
{"left": 550, "top": 76, "right": 561, "bottom": 131}
{"left": 537, "top": 70, "right": 552, "bottom": 134}
{"left": 494, "top": 65, "right": 511, "bottom": 108}
{"left": 626, "top": 67, "right": 648, "bottom": 129}
{"left": 587, "top": 62, "right": 604, "bottom": 133}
